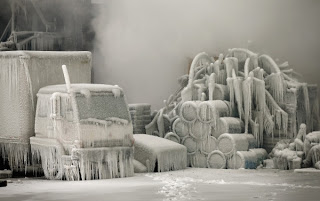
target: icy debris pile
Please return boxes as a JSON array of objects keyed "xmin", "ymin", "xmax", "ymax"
[
  {"xmin": 268, "ymin": 124, "xmax": 320, "ymax": 170},
  {"xmin": 145, "ymin": 48, "xmax": 319, "ymax": 170},
  {"xmin": 0, "ymin": 51, "xmax": 92, "ymax": 172},
  {"xmin": 133, "ymin": 134, "xmax": 187, "ymax": 172},
  {"xmin": 129, "ymin": 104, "xmax": 152, "ymax": 134}
]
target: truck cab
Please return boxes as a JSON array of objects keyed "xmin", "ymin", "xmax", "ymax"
[{"xmin": 31, "ymin": 82, "xmax": 134, "ymax": 180}]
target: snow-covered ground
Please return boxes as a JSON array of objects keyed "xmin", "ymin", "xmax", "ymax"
[{"xmin": 1, "ymin": 168, "xmax": 319, "ymax": 201}]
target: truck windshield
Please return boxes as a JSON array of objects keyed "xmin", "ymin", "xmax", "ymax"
[{"xmin": 76, "ymin": 93, "xmax": 130, "ymax": 121}]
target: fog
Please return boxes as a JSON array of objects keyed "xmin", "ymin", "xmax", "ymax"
[{"xmin": 92, "ymin": 0, "xmax": 320, "ymax": 110}]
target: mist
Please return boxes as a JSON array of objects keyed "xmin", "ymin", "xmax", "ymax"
[{"xmin": 92, "ymin": 0, "xmax": 320, "ymax": 110}]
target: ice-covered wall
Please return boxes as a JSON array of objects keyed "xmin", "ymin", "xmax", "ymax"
[
  {"xmin": 0, "ymin": 51, "xmax": 92, "ymax": 169},
  {"xmin": 92, "ymin": 0, "xmax": 320, "ymax": 110}
]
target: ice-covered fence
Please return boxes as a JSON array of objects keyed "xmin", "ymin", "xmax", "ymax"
[{"xmin": 0, "ymin": 51, "xmax": 92, "ymax": 170}]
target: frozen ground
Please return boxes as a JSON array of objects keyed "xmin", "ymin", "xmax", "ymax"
[{"xmin": 1, "ymin": 168, "xmax": 319, "ymax": 201}]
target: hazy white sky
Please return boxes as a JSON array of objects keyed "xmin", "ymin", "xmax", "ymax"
[{"xmin": 92, "ymin": 0, "xmax": 320, "ymax": 110}]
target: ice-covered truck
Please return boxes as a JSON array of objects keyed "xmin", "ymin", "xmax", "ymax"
[
  {"xmin": 0, "ymin": 51, "xmax": 92, "ymax": 171},
  {"xmin": 30, "ymin": 65, "xmax": 134, "ymax": 180}
]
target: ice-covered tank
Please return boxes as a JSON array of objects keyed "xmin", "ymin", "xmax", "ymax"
[{"xmin": 30, "ymin": 66, "xmax": 134, "ymax": 180}]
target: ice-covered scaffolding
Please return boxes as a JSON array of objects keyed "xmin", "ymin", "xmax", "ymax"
[
  {"xmin": 0, "ymin": 51, "xmax": 92, "ymax": 171},
  {"xmin": 146, "ymin": 48, "xmax": 319, "ymax": 169}
]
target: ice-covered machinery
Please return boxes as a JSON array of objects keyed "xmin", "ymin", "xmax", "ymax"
[
  {"xmin": 146, "ymin": 48, "xmax": 319, "ymax": 170},
  {"xmin": 30, "ymin": 65, "xmax": 134, "ymax": 180}
]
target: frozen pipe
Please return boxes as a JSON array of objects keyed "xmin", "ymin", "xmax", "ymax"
[
  {"xmin": 208, "ymin": 73, "xmax": 215, "ymax": 101},
  {"xmin": 207, "ymin": 150, "xmax": 226, "ymax": 169},
  {"xmin": 188, "ymin": 52, "xmax": 212, "ymax": 88},
  {"xmin": 244, "ymin": 58, "xmax": 250, "ymax": 79},
  {"xmin": 172, "ymin": 118, "xmax": 189, "ymax": 138},
  {"xmin": 164, "ymin": 132, "xmax": 180, "ymax": 144},
  {"xmin": 258, "ymin": 55, "xmax": 281, "ymax": 74},
  {"xmin": 62, "ymin": 65, "xmax": 71, "ymax": 93},
  {"xmin": 61, "ymin": 65, "xmax": 80, "ymax": 125},
  {"xmin": 201, "ymin": 136, "xmax": 217, "ymax": 155}
]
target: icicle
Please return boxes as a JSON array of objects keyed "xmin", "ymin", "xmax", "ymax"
[
  {"xmin": 253, "ymin": 78, "xmax": 265, "ymax": 113},
  {"xmin": 227, "ymin": 77, "xmax": 235, "ymax": 111},
  {"xmin": 265, "ymin": 72, "xmax": 284, "ymax": 104},
  {"xmin": 265, "ymin": 90, "xmax": 288, "ymax": 136},
  {"xmin": 232, "ymin": 69, "xmax": 243, "ymax": 121},
  {"xmin": 224, "ymin": 58, "xmax": 234, "ymax": 78},
  {"xmin": 207, "ymin": 63, "xmax": 214, "ymax": 74},
  {"xmin": 77, "ymin": 147, "xmax": 134, "ymax": 180},
  {"xmin": 244, "ymin": 58, "xmax": 250, "ymax": 79},
  {"xmin": 242, "ymin": 77, "xmax": 252, "ymax": 133},
  {"xmin": 208, "ymin": 73, "xmax": 215, "ymax": 101},
  {"xmin": 302, "ymin": 84, "xmax": 311, "ymax": 130},
  {"xmin": 0, "ymin": 143, "xmax": 29, "ymax": 173},
  {"xmin": 263, "ymin": 105, "xmax": 274, "ymax": 136},
  {"xmin": 201, "ymin": 92, "xmax": 206, "ymax": 101},
  {"xmin": 258, "ymin": 69, "xmax": 264, "ymax": 80}
]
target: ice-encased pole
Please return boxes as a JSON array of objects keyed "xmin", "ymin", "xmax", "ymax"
[
  {"xmin": 61, "ymin": 64, "xmax": 80, "ymax": 140},
  {"xmin": 62, "ymin": 65, "xmax": 71, "ymax": 93}
]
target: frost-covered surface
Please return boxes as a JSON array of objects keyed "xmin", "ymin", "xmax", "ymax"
[
  {"xmin": 2, "ymin": 169, "xmax": 320, "ymax": 201},
  {"xmin": 133, "ymin": 134, "xmax": 187, "ymax": 172},
  {"xmin": 0, "ymin": 51, "xmax": 92, "ymax": 170}
]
